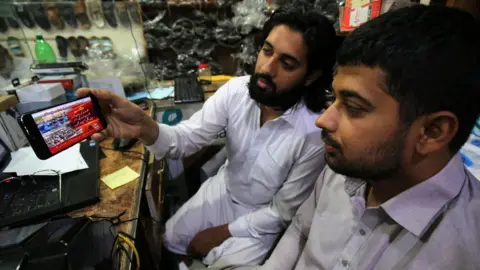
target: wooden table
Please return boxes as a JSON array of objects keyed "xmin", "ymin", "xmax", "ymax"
[
  {"xmin": 69, "ymin": 137, "xmax": 147, "ymax": 237},
  {"xmin": 69, "ymin": 105, "xmax": 155, "ymax": 270}
]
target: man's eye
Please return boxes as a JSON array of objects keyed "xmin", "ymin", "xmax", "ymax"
[
  {"xmin": 344, "ymin": 104, "xmax": 363, "ymax": 116},
  {"xmin": 325, "ymin": 95, "xmax": 335, "ymax": 108},
  {"xmin": 282, "ymin": 62, "xmax": 295, "ymax": 71},
  {"xmin": 262, "ymin": 47, "xmax": 273, "ymax": 55}
]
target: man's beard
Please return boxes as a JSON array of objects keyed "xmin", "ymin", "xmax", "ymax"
[
  {"xmin": 248, "ymin": 73, "xmax": 305, "ymax": 111},
  {"xmin": 322, "ymin": 129, "xmax": 406, "ymax": 181}
]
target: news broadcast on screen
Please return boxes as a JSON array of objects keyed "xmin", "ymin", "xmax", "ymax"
[{"xmin": 32, "ymin": 97, "xmax": 104, "ymax": 154}]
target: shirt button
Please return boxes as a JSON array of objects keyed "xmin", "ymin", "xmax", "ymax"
[
  {"xmin": 342, "ymin": 260, "xmax": 349, "ymax": 267},
  {"xmin": 359, "ymin": 229, "xmax": 366, "ymax": 235}
]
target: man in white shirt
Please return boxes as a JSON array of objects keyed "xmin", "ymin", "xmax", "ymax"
[{"xmin": 77, "ymin": 3, "xmax": 336, "ymax": 266}]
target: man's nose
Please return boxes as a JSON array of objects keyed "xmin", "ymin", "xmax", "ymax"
[
  {"xmin": 260, "ymin": 58, "xmax": 277, "ymax": 78},
  {"xmin": 316, "ymin": 104, "xmax": 339, "ymax": 132}
]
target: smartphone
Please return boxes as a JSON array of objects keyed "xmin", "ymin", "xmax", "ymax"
[{"xmin": 18, "ymin": 94, "xmax": 107, "ymax": 160}]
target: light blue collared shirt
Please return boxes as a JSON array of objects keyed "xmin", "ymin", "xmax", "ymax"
[{"xmin": 262, "ymin": 154, "xmax": 480, "ymax": 270}]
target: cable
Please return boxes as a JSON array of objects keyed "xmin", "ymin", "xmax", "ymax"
[
  {"xmin": 100, "ymin": 146, "xmax": 148, "ymax": 164},
  {"xmin": 13, "ymin": 4, "xmax": 34, "ymax": 61},
  {"xmin": 116, "ymin": 244, "xmax": 133, "ymax": 263},
  {"xmin": 100, "ymin": 146, "xmax": 145, "ymax": 157},
  {"xmin": 118, "ymin": 234, "xmax": 140, "ymax": 270},
  {"xmin": 124, "ymin": 1, "xmax": 158, "ymax": 113},
  {"xmin": 0, "ymin": 176, "xmax": 23, "ymax": 185}
]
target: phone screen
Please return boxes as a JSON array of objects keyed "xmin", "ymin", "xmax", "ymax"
[{"xmin": 31, "ymin": 96, "xmax": 104, "ymax": 154}]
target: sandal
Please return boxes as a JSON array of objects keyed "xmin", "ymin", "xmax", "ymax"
[
  {"xmin": 116, "ymin": 1, "xmax": 130, "ymax": 28},
  {"xmin": 100, "ymin": 36, "xmax": 114, "ymax": 58},
  {"xmin": 86, "ymin": 0, "xmax": 105, "ymax": 28},
  {"xmin": 56, "ymin": 36, "xmax": 68, "ymax": 59},
  {"xmin": 13, "ymin": 5, "xmax": 35, "ymax": 28},
  {"xmin": 45, "ymin": 2, "xmax": 65, "ymax": 30},
  {"xmin": 0, "ymin": 18, "xmax": 7, "ymax": 33},
  {"xmin": 126, "ymin": 1, "xmax": 140, "ymax": 25},
  {"xmin": 101, "ymin": 0, "xmax": 117, "ymax": 28},
  {"xmin": 7, "ymin": 37, "xmax": 25, "ymax": 57},
  {"xmin": 77, "ymin": 35, "xmax": 90, "ymax": 56},
  {"xmin": 74, "ymin": 0, "xmax": 91, "ymax": 29},
  {"xmin": 29, "ymin": 1, "xmax": 51, "ymax": 31},
  {"xmin": 68, "ymin": 36, "xmax": 82, "ymax": 58},
  {"xmin": 89, "ymin": 36, "xmax": 101, "ymax": 49},
  {"xmin": 6, "ymin": 17, "xmax": 20, "ymax": 29},
  {"xmin": 88, "ymin": 36, "xmax": 102, "ymax": 57},
  {"xmin": 58, "ymin": 2, "xmax": 78, "ymax": 28}
]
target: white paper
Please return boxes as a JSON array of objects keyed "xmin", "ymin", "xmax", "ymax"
[
  {"xmin": 3, "ymin": 144, "xmax": 88, "ymax": 176},
  {"xmin": 88, "ymin": 77, "xmax": 126, "ymax": 98},
  {"xmin": 150, "ymin": 86, "xmax": 174, "ymax": 99}
]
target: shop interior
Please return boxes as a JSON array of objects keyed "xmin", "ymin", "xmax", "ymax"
[{"xmin": 0, "ymin": 0, "xmax": 478, "ymax": 269}]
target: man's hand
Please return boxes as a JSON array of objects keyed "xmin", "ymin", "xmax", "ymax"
[
  {"xmin": 187, "ymin": 224, "xmax": 231, "ymax": 258},
  {"xmin": 76, "ymin": 88, "xmax": 159, "ymax": 145}
]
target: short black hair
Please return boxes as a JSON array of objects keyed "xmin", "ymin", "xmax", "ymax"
[
  {"xmin": 258, "ymin": 2, "xmax": 337, "ymax": 112},
  {"xmin": 337, "ymin": 5, "xmax": 480, "ymax": 153}
]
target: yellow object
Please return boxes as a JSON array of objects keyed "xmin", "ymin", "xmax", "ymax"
[
  {"xmin": 211, "ymin": 75, "xmax": 234, "ymax": 82},
  {"xmin": 118, "ymin": 234, "xmax": 140, "ymax": 270},
  {"xmin": 102, "ymin": 166, "xmax": 139, "ymax": 189},
  {"xmin": 197, "ymin": 75, "xmax": 234, "ymax": 81}
]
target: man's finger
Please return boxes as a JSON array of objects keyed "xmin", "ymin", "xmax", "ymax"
[
  {"xmin": 91, "ymin": 132, "xmax": 106, "ymax": 142},
  {"xmin": 75, "ymin": 88, "xmax": 92, "ymax": 97},
  {"xmin": 76, "ymin": 88, "xmax": 125, "ymax": 108}
]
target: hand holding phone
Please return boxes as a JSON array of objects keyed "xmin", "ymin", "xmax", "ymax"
[
  {"xmin": 75, "ymin": 88, "xmax": 159, "ymax": 145},
  {"xmin": 18, "ymin": 94, "xmax": 107, "ymax": 160}
]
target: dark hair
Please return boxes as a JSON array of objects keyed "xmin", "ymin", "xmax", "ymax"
[
  {"xmin": 257, "ymin": 2, "xmax": 337, "ymax": 112},
  {"xmin": 337, "ymin": 5, "xmax": 480, "ymax": 153}
]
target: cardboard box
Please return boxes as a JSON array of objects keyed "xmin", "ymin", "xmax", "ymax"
[
  {"xmin": 16, "ymin": 83, "xmax": 65, "ymax": 103},
  {"xmin": 38, "ymin": 74, "xmax": 82, "ymax": 91},
  {"xmin": 0, "ymin": 95, "xmax": 28, "ymax": 150},
  {"xmin": 0, "ymin": 111, "xmax": 28, "ymax": 151},
  {"xmin": 340, "ymin": 0, "xmax": 383, "ymax": 32}
]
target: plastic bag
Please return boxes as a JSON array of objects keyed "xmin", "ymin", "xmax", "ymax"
[
  {"xmin": 215, "ymin": 20, "xmax": 243, "ymax": 48},
  {"xmin": 314, "ymin": 0, "xmax": 340, "ymax": 22},
  {"xmin": 232, "ymin": 0, "xmax": 269, "ymax": 35}
]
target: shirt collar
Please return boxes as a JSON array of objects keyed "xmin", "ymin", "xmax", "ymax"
[
  {"xmin": 381, "ymin": 154, "xmax": 466, "ymax": 238},
  {"xmin": 278, "ymin": 101, "xmax": 308, "ymax": 127}
]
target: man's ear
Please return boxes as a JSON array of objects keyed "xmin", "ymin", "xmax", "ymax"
[
  {"xmin": 304, "ymin": 70, "xmax": 323, "ymax": 87},
  {"xmin": 416, "ymin": 111, "xmax": 458, "ymax": 155}
]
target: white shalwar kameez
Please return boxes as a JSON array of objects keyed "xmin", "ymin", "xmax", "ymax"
[{"xmin": 145, "ymin": 76, "xmax": 325, "ymax": 267}]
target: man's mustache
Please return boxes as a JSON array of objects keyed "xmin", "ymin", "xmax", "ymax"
[
  {"xmin": 255, "ymin": 73, "xmax": 277, "ymax": 92},
  {"xmin": 321, "ymin": 130, "xmax": 341, "ymax": 150}
]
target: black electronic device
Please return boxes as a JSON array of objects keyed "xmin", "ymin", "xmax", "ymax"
[
  {"xmin": 174, "ymin": 75, "xmax": 205, "ymax": 104},
  {"xmin": 112, "ymin": 137, "xmax": 138, "ymax": 152},
  {"xmin": 0, "ymin": 217, "xmax": 116, "ymax": 270},
  {"xmin": 0, "ymin": 136, "xmax": 13, "ymax": 180},
  {"xmin": 30, "ymin": 61, "xmax": 89, "ymax": 70},
  {"xmin": 17, "ymin": 94, "xmax": 107, "ymax": 160},
  {"xmin": 0, "ymin": 140, "xmax": 101, "ymax": 229}
]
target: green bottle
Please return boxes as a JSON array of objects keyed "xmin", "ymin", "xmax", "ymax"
[{"xmin": 34, "ymin": 34, "xmax": 56, "ymax": 63}]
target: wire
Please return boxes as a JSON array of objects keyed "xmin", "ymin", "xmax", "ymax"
[
  {"xmin": 118, "ymin": 234, "xmax": 140, "ymax": 270},
  {"xmin": 13, "ymin": 4, "xmax": 34, "ymax": 61},
  {"xmin": 124, "ymin": 1, "xmax": 157, "ymax": 112},
  {"xmin": 100, "ymin": 146, "xmax": 148, "ymax": 164},
  {"xmin": 116, "ymin": 244, "xmax": 133, "ymax": 263},
  {"xmin": 0, "ymin": 176, "xmax": 23, "ymax": 185},
  {"xmin": 100, "ymin": 146, "xmax": 145, "ymax": 157}
]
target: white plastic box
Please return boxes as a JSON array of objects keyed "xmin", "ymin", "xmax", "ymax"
[{"xmin": 16, "ymin": 83, "xmax": 65, "ymax": 103}]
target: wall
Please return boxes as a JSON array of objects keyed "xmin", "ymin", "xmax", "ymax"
[{"xmin": 0, "ymin": 2, "xmax": 146, "ymax": 63}]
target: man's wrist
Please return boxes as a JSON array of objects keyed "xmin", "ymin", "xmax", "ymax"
[
  {"xmin": 139, "ymin": 117, "xmax": 159, "ymax": 146},
  {"xmin": 220, "ymin": 224, "xmax": 232, "ymax": 240}
]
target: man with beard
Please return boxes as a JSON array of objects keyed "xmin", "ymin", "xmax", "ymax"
[
  {"xmin": 256, "ymin": 5, "xmax": 480, "ymax": 270},
  {"xmin": 76, "ymin": 3, "xmax": 336, "ymax": 266}
]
